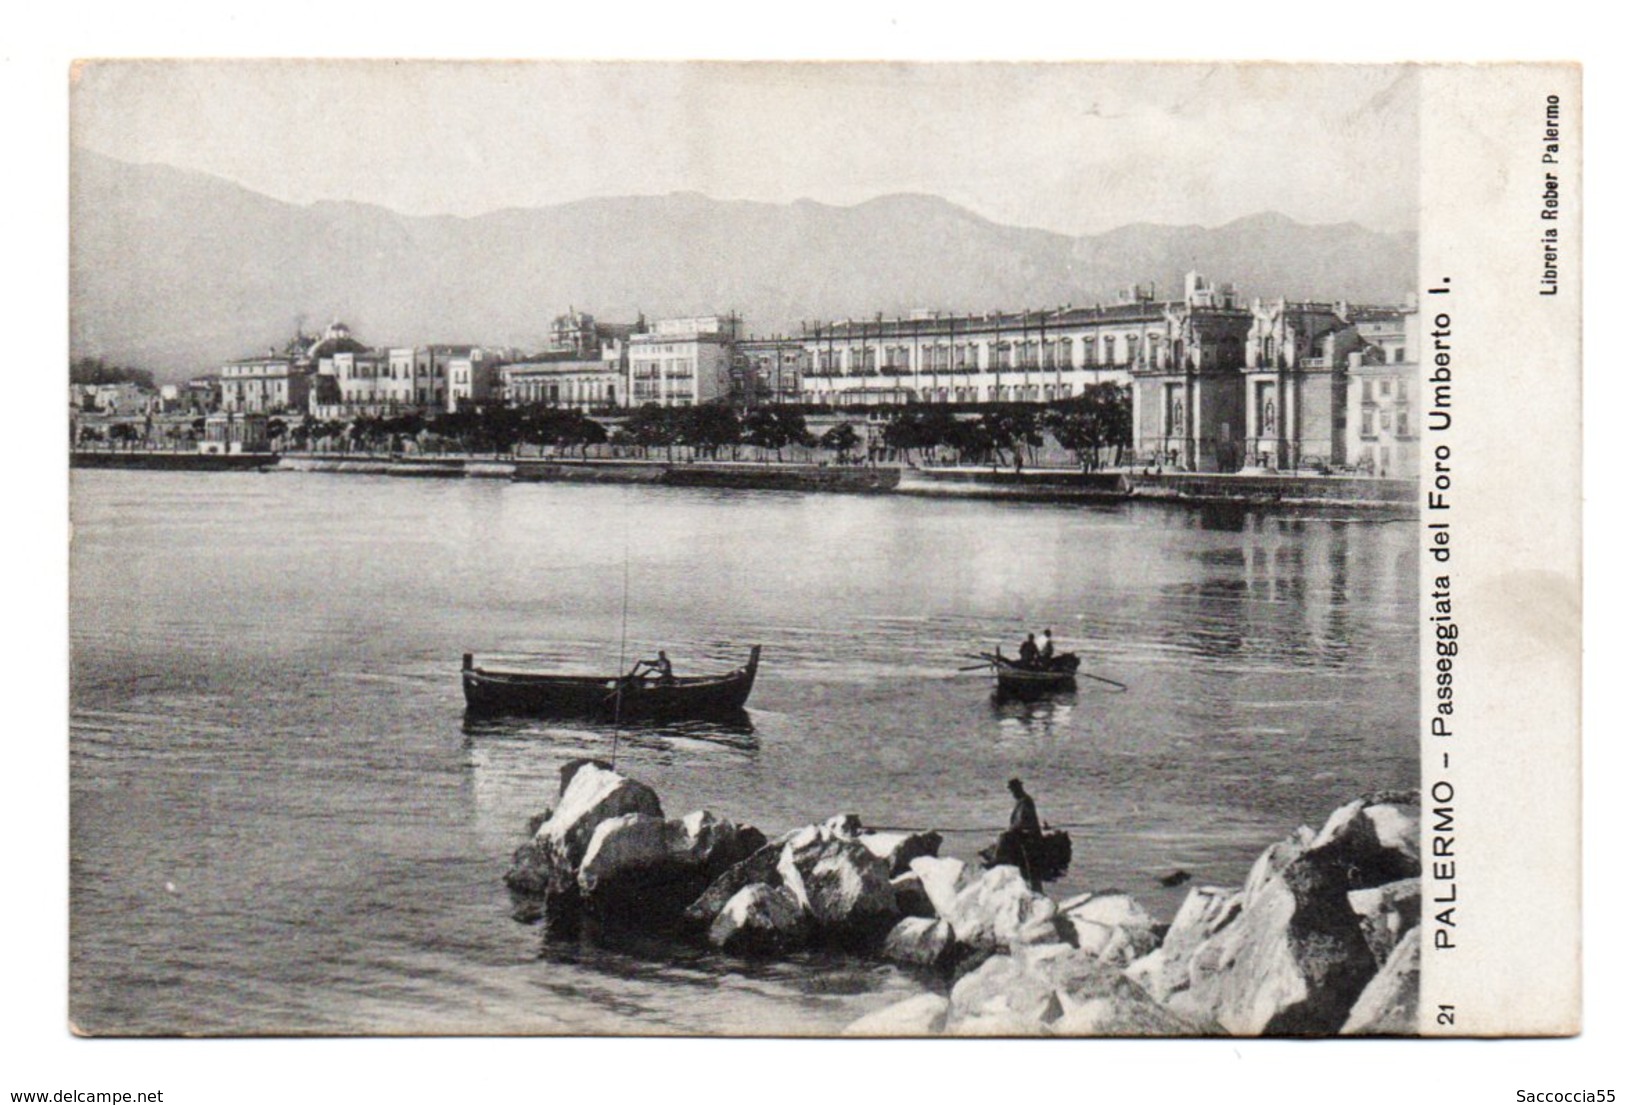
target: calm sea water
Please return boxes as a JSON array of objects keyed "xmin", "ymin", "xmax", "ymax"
[{"xmin": 69, "ymin": 469, "xmax": 1417, "ymax": 1035}]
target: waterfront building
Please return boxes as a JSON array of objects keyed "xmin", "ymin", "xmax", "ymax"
[
  {"xmin": 548, "ymin": 309, "xmax": 640, "ymax": 360},
  {"xmin": 79, "ymin": 381, "xmax": 160, "ymax": 416},
  {"xmin": 788, "ymin": 271, "xmax": 1250, "ymax": 471},
  {"xmin": 733, "ymin": 338, "xmax": 804, "ymax": 405},
  {"xmin": 440, "ymin": 346, "xmax": 499, "ymax": 412},
  {"xmin": 498, "ymin": 309, "xmax": 639, "ymax": 410},
  {"xmin": 628, "ymin": 316, "xmax": 742, "ymax": 408},
  {"xmin": 1127, "ymin": 274, "xmax": 1252, "ymax": 472},
  {"xmin": 1345, "ymin": 307, "xmax": 1421, "ymax": 479},
  {"xmin": 219, "ymin": 351, "xmax": 313, "ymax": 415},
  {"xmin": 403, "ymin": 347, "xmax": 446, "ymax": 410},
  {"xmin": 1239, "ymin": 299, "xmax": 1363, "ymax": 472},
  {"xmin": 198, "ymin": 411, "xmax": 269, "ymax": 454},
  {"xmin": 501, "ymin": 357, "xmax": 622, "ymax": 411},
  {"xmin": 304, "ymin": 322, "xmax": 388, "ymax": 418},
  {"xmin": 793, "ymin": 285, "xmax": 1175, "ymax": 414},
  {"xmin": 305, "ymin": 328, "xmax": 504, "ymax": 419},
  {"xmin": 184, "ymin": 376, "xmax": 221, "ymax": 414}
]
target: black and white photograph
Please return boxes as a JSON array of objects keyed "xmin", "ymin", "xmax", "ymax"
[
  {"xmin": 12, "ymin": 28, "xmax": 1595, "ymax": 1099},
  {"xmin": 63, "ymin": 59, "xmax": 1443, "ymax": 1039}
]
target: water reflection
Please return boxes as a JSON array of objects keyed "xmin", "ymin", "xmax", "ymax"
[
  {"xmin": 463, "ymin": 711, "xmax": 756, "ymax": 745},
  {"xmin": 990, "ymin": 689, "xmax": 1078, "ymax": 736},
  {"xmin": 462, "ymin": 712, "xmax": 761, "ymax": 853}
]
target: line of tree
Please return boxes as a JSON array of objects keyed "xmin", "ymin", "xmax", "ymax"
[
  {"xmin": 70, "ymin": 357, "xmax": 157, "ymax": 390},
  {"xmin": 1041, "ymin": 382, "xmax": 1135, "ymax": 470},
  {"xmin": 139, "ymin": 385, "xmax": 1131, "ymax": 466},
  {"xmin": 280, "ymin": 406, "xmax": 613, "ymax": 456},
  {"xmin": 878, "ymin": 384, "xmax": 1131, "ymax": 468},
  {"xmin": 618, "ymin": 403, "xmax": 815, "ymax": 462}
]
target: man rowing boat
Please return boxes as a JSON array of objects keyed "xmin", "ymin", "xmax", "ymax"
[{"xmin": 630, "ymin": 650, "xmax": 675, "ymax": 684}]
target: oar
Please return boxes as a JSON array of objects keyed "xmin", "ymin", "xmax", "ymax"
[
  {"xmin": 957, "ymin": 662, "xmax": 994, "ymax": 672},
  {"xmin": 600, "ymin": 672, "xmax": 639, "ymax": 708},
  {"xmin": 1079, "ymin": 671, "xmax": 1128, "ymax": 692}
]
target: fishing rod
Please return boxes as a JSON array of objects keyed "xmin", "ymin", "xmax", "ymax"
[{"xmin": 610, "ymin": 523, "xmax": 631, "ymax": 771}]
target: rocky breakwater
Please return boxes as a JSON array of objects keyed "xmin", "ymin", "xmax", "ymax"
[
  {"xmin": 503, "ymin": 758, "xmax": 768, "ymax": 937},
  {"xmin": 849, "ymin": 789, "xmax": 1423, "ymax": 1037},
  {"xmin": 504, "ymin": 762, "xmax": 1421, "ymax": 1037}
]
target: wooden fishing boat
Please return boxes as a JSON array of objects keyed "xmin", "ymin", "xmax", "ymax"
[
  {"xmin": 461, "ymin": 646, "xmax": 761, "ymax": 719},
  {"xmin": 980, "ymin": 650, "xmax": 1081, "ymax": 695}
]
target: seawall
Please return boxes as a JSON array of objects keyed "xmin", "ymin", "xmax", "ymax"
[
  {"xmin": 73, "ymin": 450, "xmax": 1419, "ymax": 515},
  {"xmin": 897, "ymin": 467, "xmax": 1130, "ymax": 503},
  {"xmin": 70, "ymin": 449, "xmax": 280, "ymax": 472},
  {"xmin": 1128, "ymin": 472, "xmax": 1417, "ymax": 512}
]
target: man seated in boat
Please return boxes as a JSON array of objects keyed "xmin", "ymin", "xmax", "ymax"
[
  {"xmin": 1017, "ymin": 633, "xmax": 1040, "ymax": 668},
  {"xmin": 1039, "ymin": 629, "xmax": 1056, "ymax": 669},
  {"xmin": 630, "ymin": 650, "xmax": 676, "ymax": 685}
]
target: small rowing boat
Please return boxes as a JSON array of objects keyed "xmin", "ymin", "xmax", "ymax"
[
  {"xmin": 461, "ymin": 646, "xmax": 761, "ymax": 719},
  {"xmin": 978, "ymin": 650, "xmax": 1081, "ymax": 696}
]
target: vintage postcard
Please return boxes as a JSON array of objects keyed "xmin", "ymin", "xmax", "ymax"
[{"xmin": 61, "ymin": 59, "xmax": 1580, "ymax": 1050}]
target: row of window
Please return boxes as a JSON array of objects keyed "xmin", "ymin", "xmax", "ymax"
[
  {"xmin": 809, "ymin": 382, "xmax": 1079, "ymax": 404},
  {"xmin": 340, "ymin": 363, "xmax": 448, "ymax": 380},
  {"xmin": 1360, "ymin": 408, "xmax": 1413, "ymax": 437},
  {"xmin": 631, "ymin": 359, "xmax": 697, "ymax": 378},
  {"xmin": 811, "ymin": 334, "xmax": 1168, "ymax": 373},
  {"xmin": 1360, "ymin": 376, "xmax": 1410, "ymax": 402}
]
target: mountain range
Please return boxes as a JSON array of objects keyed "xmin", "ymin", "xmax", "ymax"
[{"xmin": 71, "ymin": 149, "xmax": 1417, "ymax": 382}]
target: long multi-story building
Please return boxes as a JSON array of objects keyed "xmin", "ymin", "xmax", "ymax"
[
  {"xmin": 628, "ymin": 316, "xmax": 741, "ymax": 408},
  {"xmin": 791, "ymin": 272, "xmax": 1248, "ymax": 470},
  {"xmin": 301, "ymin": 322, "xmax": 500, "ymax": 418},
  {"xmin": 219, "ymin": 351, "xmax": 314, "ymax": 415},
  {"xmin": 794, "ymin": 279, "xmax": 1225, "ymax": 409}
]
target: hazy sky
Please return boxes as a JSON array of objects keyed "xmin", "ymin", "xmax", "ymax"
[{"xmin": 71, "ymin": 61, "xmax": 1418, "ymax": 236}]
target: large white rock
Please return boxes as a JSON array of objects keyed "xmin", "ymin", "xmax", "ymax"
[
  {"xmin": 1021, "ymin": 946, "xmax": 1209, "ymax": 1037},
  {"xmin": 1180, "ymin": 854, "xmax": 1378, "ymax": 1035},
  {"xmin": 947, "ymin": 954, "xmax": 1065, "ymax": 1034},
  {"xmin": 881, "ymin": 917, "xmax": 956, "ymax": 968},
  {"xmin": 576, "ymin": 809, "xmax": 763, "ymax": 894},
  {"xmin": 708, "ymin": 883, "xmax": 810, "ymax": 956},
  {"xmin": 778, "ymin": 834, "xmax": 898, "ymax": 938},
  {"xmin": 1241, "ymin": 828, "xmax": 1314, "ymax": 908},
  {"xmin": 1341, "ymin": 926, "xmax": 1421, "ymax": 1035},
  {"xmin": 946, "ymin": 946, "xmax": 1204, "ymax": 1037},
  {"xmin": 504, "ymin": 761, "xmax": 663, "ymax": 897},
  {"xmin": 576, "ymin": 814, "xmax": 666, "ymax": 890},
  {"xmin": 909, "ymin": 856, "xmax": 976, "ymax": 919},
  {"xmin": 842, "ymin": 993, "xmax": 950, "ymax": 1036},
  {"xmin": 890, "ymin": 871, "xmax": 935, "ymax": 919},
  {"xmin": 1125, "ymin": 885, "xmax": 1242, "ymax": 1002},
  {"xmin": 1309, "ymin": 792, "xmax": 1421, "ymax": 890},
  {"xmin": 1348, "ymin": 877, "xmax": 1421, "ymax": 967},
  {"xmin": 858, "ymin": 830, "xmax": 944, "ymax": 877},
  {"xmin": 944, "ymin": 866, "xmax": 1069, "ymax": 951},
  {"xmin": 1059, "ymin": 891, "xmax": 1161, "ymax": 968},
  {"xmin": 1059, "ymin": 891, "xmax": 1156, "ymax": 930}
]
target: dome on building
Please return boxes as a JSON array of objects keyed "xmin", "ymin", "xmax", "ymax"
[{"xmin": 302, "ymin": 318, "xmax": 366, "ymax": 362}]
